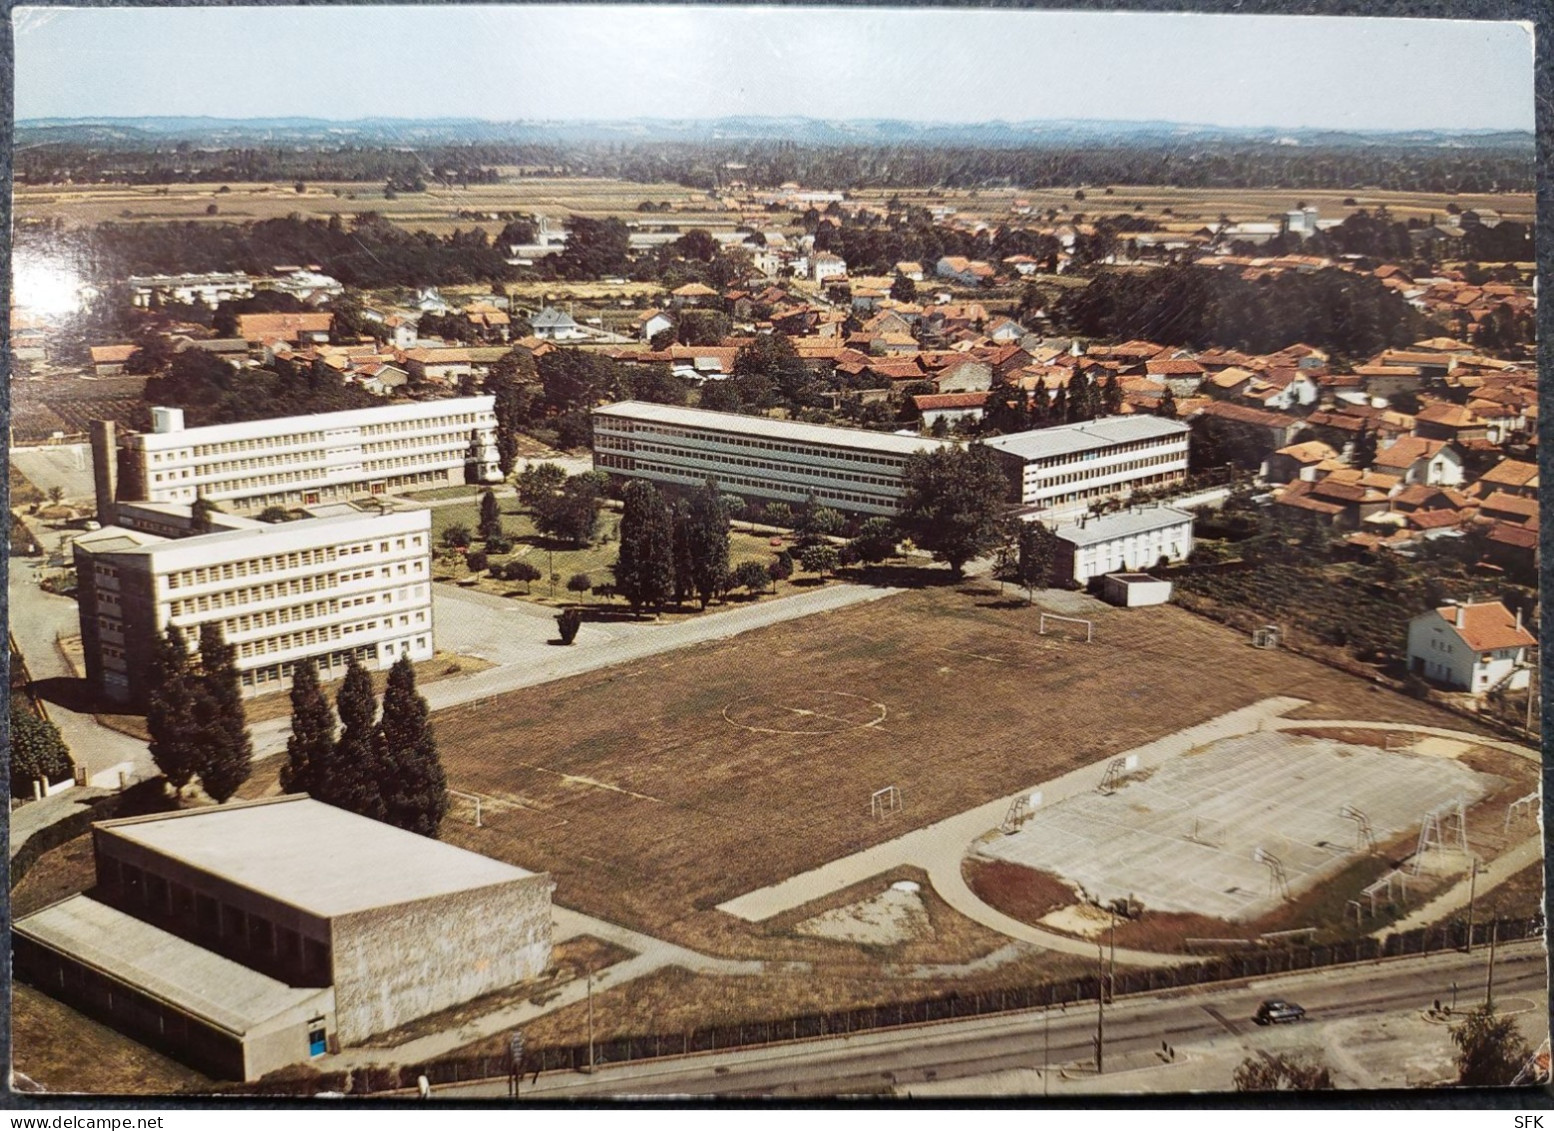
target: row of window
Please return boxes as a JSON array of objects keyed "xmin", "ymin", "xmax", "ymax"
[
  {"xmin": 597, "ymin": 421, "xmax": 914, "ymax": 469},
  {"xmin": 171, "ymin": 598, "xmax": 338, "ymax": 630},
  {"xmin": 1033, "ymin": 452, "xmax": 1186, "ymax": 489},
  {"xmin": 360, "ymin": 412, "xmax": 491, "ymax": 436},
  {"xmin": 620, "ymin": 441, "xmax": 905, "ymax": 490},
  {"xmin": 237, "ymin": 639, "xmax": 425, "ymax": 687},
  {"xmin": 236, "ymin": 612, "xmax": 424, "ymax": 659},
  {"xmin": 1031, "ymin": 436, "xmax": 1188, "ymax": 469},
  {"xmin": 625, "ymin": 456, "xmax": 897, "ymax": 512},
  {"xmin": 1037, "ymin": 470, "xmax": 1184, "ymax": 505},
  {"xmin": 362, "ymin": 451, "xmax": 466, "ymax": 473}
]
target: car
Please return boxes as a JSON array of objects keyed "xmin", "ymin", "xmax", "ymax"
[{"xmin": 1254, "ymin": 1000, "xmax": 1307, "ymax": 1025}]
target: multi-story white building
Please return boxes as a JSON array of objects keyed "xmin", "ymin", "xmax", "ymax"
[
  {"xmin": 1046, "ymin": 506, "xmax": 1195, "ymax": 586},
  {"xmin": 983, "ymin": 416, "xmax": 1191, "ymax": 517},
  {"xmin": 128, "ymin": 273, "xmax": 256, "ymax": 308},
  {"xmin": 74, "ymin": 508, "xmax": 434, "ymax": 705},
  {"xmin": 96, "ymin": 398, "xmax": 501, "ymax": 517},
  {"xmin": 592, "ymin": 401, "xmax": 951, "ymax": 515}
]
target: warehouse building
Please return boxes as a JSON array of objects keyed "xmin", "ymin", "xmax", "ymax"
[
  {"xmin": 92, "ymin": 397, "xmax": 501, "ymax": 519},
  {"xmin": 984, "ymin": 416, "xmax": 1191, "ymax": 518},
  {"xmin": 74, "ymin": 507, "xmax": 433, "ymax": 706},
  {"xmin": 13, "ymin": 797, "xmax": 555, "ymax": 1080},
  {"xmin": 592, "ymin": 400, "xmax": 951, "ymax": 515}
]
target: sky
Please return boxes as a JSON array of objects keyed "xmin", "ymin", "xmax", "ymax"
[{"xmin": 12, "ymin": 6, "xmax": 1536, "ymax": 131}]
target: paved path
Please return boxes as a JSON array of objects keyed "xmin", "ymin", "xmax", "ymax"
[
  {"xmin": 323, "ymin": 904, "xmax": 780, "ymax": 1070},
  {"xmin": 247, "ymin": 581, "xmax": 902, "ymax": 759},
  {"xmin": 7, "ymin": 561, "xmax": 155, "ymax": 784},
  {"xmin": 717, "ymin": 700, "xmax": 1537, "ymax": 968},
  {"xmin": 719, "ymin": 697, "xmax": 1311, "ymax": 969},
  {"xmin": 1381, "ymin": 833, "xmax": 1544, "ymax": 936}
]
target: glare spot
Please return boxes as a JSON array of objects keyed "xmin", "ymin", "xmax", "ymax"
[{"xmin": 13, "ymin": 252, "xmax": 86, "ymax": 318}]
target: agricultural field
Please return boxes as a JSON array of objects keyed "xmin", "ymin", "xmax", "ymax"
[
  {"xmin": 12, "ymin": 177, "xmax": 735, "ymax": 237},
  {"xmin": 17, "ymin": 177, "xmax": 1532, "ymax": 241},
  {"xmin": 431, "ymin": 583, "xmax": 1492, "ymax": 962},
  {"xmin": 853, "ymin": 184, "xmax": 1537, "ymax": 230}
]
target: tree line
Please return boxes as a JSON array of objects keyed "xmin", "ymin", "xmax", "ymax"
[
  {"xmin": 1052, "ymin": 264, "xmax": 1430, "ymax": 365},
  {"xmin": 19, "ymin": 138, "xmax": 1533, "ymax": 193}
]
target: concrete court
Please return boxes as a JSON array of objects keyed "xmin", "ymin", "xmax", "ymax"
[
  {"xmin": 981, "ymin": 732, "xmax": 1497, "ymax": 921},
  {"xmin": 10, "ymin": 444, "xmax": 97, "ymax": 501}
]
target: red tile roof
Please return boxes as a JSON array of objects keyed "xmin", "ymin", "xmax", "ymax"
[{"xmin": 1429, "ymin": 602, "xmax": 1535, "ymax": 652}]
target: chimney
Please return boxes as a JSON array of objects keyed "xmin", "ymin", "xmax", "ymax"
[
  {"xmin": 1516, "ymin": 607, "xmax": 1523, "ymax": 631},
  {"xmin": 90, "ymin": 420, "xmax": 118, "ymax": 528},
  {"xmin": 1455, "ymin": 603, "xmax": 1465, "ymax": 629}
]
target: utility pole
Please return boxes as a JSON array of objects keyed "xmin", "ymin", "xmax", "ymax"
[
  {"xmin": 1465, "ymin": 857, "xmax": 1478, "ymax": 954},
  {"xmin": 587, "ymin": 971, "xmax": 596, "ymax": 1074},
  {"xmin": 1094, "ymin": 936, "xmax": 1105, "ymax": 1074},
  {"xmin": 1485, "ymin": 919, "xmax": 1498, "ymax": 1008},
  {"xmin": 1043, "ymin": 1005, "xmax": 1050, "ymax": 1098},
  {"xmin": 1108, "ymin": 909, "xmax": 1117, "ymax": 1005}
]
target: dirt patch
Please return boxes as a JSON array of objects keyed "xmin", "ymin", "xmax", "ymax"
[
  {"xmin": 10, "ymin": 831, "xmax": 98, "ymax": 915},
  {"xmin": 10, "ymin": 983, "xmax": 214, "ymax": 1096},
  {"xmin": 964, "ymin": 858, "xmax": 1079, "ymax": 928}
]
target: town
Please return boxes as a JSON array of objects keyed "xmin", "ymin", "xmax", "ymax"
[{"xmin": 7, "ymin": 38, "xmax": 1543, "ymax": 1100}]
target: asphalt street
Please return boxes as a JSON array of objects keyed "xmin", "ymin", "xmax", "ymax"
[{"xmin": 441, "ymin": 943, "xmax": 1547, "ymax": 1098}]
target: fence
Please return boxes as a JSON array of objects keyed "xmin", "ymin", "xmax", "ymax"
[{"xmin": 222, "ymin": 914, "xmax": 1542, "ymax": 1095}]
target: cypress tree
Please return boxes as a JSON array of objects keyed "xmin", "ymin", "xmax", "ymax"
[
  {"xmin": 1156, "ymin": 385, "xmax": 1179, "ymax": 419},
  {"xmin": 280, "ymin": 658, "xmax": 335, "ymax": 796},
  {"xmin": 479, "ymin": 488, "xmax": 503, "ymax": 541},
  {"xmin": 375, "ymin": 656, "xmax": 448, "ymax": 838},
  {"xmin": 194, "ymin": 623, "xmax": 252, "ymax": 803},
  {"xmin": 146, "ymin": 626, "xmax": 202, "ymax": 797},
  {"xmin": 685, "ymin": 477, "xmax": 732, "ymax": 609},
  {"xmin": 317, "ymin": 657, "xmax": 388, "ymax": 821},
  {"xmin": 613, "ymin": 480, "xmax": 676, "ymax": 614},
  {"xmin": 670, "ymin": 499, "xmax": 696, "ymax": 607}
]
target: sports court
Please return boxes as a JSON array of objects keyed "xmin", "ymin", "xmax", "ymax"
[{"xmin": 981, "ymin": 732, "xmax": 1499, "ymax": 921}]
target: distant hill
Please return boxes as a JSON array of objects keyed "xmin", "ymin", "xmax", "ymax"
[{"xmin": 14, "ymin": 115, "xmax": 1536, "ymax": 151}]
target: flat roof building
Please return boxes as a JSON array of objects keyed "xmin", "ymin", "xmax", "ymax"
[
  {"xmin": 74, "ymin": 507, "xmax": 434, "ymax": 705},
  {"xmin": 593, "ymin": 400, "xmax": 952, "ymax": 515},
  {"xmin": 14, "ymin": 798, "xmax": 554, "ymax": 1080},
  {"xmin": 94, "ymin": 397, "xmax": 501, "ymax": 517},
  {"xmin": 984, "ymin": 416, "xmax": 1191, "ymax": 517}
]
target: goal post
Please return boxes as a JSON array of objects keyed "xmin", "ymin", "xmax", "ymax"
[
  {"xmin": 1038, "ymin": 613, "xmax": 1094, "ymax": 643},
  {"xmin": 870, "ymin": 785, "xmax": 902, "ymax": 819}
]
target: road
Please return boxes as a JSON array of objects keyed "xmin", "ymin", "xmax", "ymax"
[{"xmin": 441, "ymin": 943, "xmax": 1547, "ymax": 1098}]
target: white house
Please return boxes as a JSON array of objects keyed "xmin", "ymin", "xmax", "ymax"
[
  {"xmin": 1371, "ymin": 437, "xmax": 1465, "ymax": 487},
  {"xmin": 1406, "ymin": 601, "xmax": 1535, "ymax": 695},
  {"xmin": 811, "ymin": 253, "xmax": 848, "ymax": 284},
  {"xmin": 1046, "ymin": 506, "xmax": 1195, "ymax": 586},
  {"xmin": 531, "ymin": 307, "xmax": 586, "ymax": 341},
  {"xmin": 636, "ymin": 310, "xmax": 674, "ymax": 342}
]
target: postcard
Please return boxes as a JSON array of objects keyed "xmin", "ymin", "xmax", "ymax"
[{"xmin": 6, "ymin": 3, "xmax": 1544, "ymax": 1105}]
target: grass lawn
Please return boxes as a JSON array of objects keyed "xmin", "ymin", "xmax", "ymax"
[{"xmin": 428, "ymin": 498, "xmax": 821, "ymax": 609}]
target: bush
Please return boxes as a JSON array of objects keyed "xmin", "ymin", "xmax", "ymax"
[
  {"xmin": 556, "ymin": 607, "xmax": 582, "ymax": 644},
  {"xmin": 486, "ymin": 534, "xmax": 514, "ymax": 555},
  {"xmin": 768, "ymin": 551, "xmax": 794, "ymax": 584},
  {"xmin": 442, "ymin": 524, "xmax": 472, "ymax": 549},
  {"xmin": 504, "ymin": 560, "xmax": 543, "ymax": 586},
  {"xmin": 732, "ymin": 560, "xmax": 771, "ymax": 594},
  {"xmin": 466, "ymin": 549, "xmax": 488, "ymax": 573},
  {"xmin": 10, "ymin": 706, "xmax": 73, "ymax": 795},
  {"xmin": 258, "ymin": 506, "xmax": 293, "ymax": 524},
  {"xmin": 567, "ymin": 572, "xmax": 593, "ymax": 594}
]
